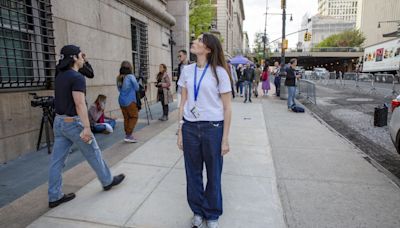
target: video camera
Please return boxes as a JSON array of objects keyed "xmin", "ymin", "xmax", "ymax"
[{"xmin": 29, "ymin": 93, "xmax": 55, "ymax": 108}]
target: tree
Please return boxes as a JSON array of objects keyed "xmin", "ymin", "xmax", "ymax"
[
  {"xmin": 189, "ymin": 0, "xmax": 216, "ymax": 38},
  {"xmin": 253, "ymin": 32, "xmax": 269, "ymax": 63},
  {"xmin": 316, "ymin": 29, "xmax": 366, "ymax": 48}
]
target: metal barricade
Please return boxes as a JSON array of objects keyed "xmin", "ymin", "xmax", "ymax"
[{"xmin": 297, "ymin": 79, "xmax": 316, "ymax": 104}]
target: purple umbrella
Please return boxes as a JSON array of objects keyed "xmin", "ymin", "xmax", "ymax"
[{"xmin": 229, "ymin": 55, "xmax": 251, "ymax": 65}]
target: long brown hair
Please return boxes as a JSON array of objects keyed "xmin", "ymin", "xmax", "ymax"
[
  {"xmin": 95, "ymin": 94, "xmax": 107, "ymax": 104},
  {"xmin": 117, "ymin": 61, "xmax": 133, "ymax": 88},
  {"xmin": 201, "ymin": 33, "xmax": 232, "ymax": 84},
  {"xmin": 157, "ymin": 63, "xmax": 167, "ymax": 81}
]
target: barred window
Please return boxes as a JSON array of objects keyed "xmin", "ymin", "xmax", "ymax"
[
  {"xmin": 0, "ymin": 0, "xmax": 55, "ymax": 89},
  {"xmin": 131, "ymin": 18, "xmax": 148, "ymax": 82}
]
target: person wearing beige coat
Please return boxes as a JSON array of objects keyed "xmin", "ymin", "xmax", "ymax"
[{"xmin": 156, "ymin": 64, "xmax": 173, "ymax": 121}]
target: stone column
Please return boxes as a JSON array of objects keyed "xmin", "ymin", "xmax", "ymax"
[{"xmin": 167, "ymin": 0, "xmax": 189, "ymax": 69}]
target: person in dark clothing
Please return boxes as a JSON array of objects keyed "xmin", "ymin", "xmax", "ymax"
[
  {"xmin": 49, "ymin": 45, "xmax": 125, "ymax": 209},
  {"xmin": 243, "ymin": 63, "xmax": 255, "ymax": 103},
  {"xmin": 236, "ymin": 64, "xmax": 244, "ymax": 96},
  {"xmin": 285, "ymin": 58, "xmax": 301, "ymax": 110},
  {"xmin": 273, "ymin": 61, "xmax": 281, "ymax": 96}
]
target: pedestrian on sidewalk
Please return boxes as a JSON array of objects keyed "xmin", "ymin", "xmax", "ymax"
[
  {"xmin": 88, "ymin": 94, "xmax": 116, "ymax": 134},
  {"xmin": 177, "ymin": 33, "xmax": 232, "ymax": 228},
  {"xmin": 261, "ymin": 62, "xmax": 271, "ymax": 96},
  {"xmin": 285, "ymin": 58, "xmax": 301, "ymax": 110},
  {"xmin": 156, "ymin": 63, "xmax": 173, "ymax": 121},
  {"xmin": 48, "ymin": 45, "xmax": 125, "ymax": 208},
  {"xmin": 243, "ymin": 63, "xmax": 255, "ymax": 103},
  {"xmin": 254, "ymin": 63, "xmax": 262, "ymax": 97},
  {"xmin": 273, "ymin": 61, "xmax": 281, "ymax": 96},
  {"xmin": 177, "ymin": 49, "xmax": 189, "ymax": 107},
  {"xmin": 117, "ymin": 61, "xmax": 140, "ymax": 143},
  {"xmin": 236, "ymin": 64, "xmax": 244, "ymax": 96}
]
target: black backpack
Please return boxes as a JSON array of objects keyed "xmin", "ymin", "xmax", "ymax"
[{"xmin": 291, "ymin": 105, "xmax": 305, "ymax": 113}]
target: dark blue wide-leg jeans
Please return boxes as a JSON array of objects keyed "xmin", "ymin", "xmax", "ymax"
[{"xmin": 182, "ymin": 120, "xmax": 224, "ymax": 221}]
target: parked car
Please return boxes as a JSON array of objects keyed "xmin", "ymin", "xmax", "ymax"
[{"xmin": 389, "ymin": 94, "xmax": 400, "ymax": 154}]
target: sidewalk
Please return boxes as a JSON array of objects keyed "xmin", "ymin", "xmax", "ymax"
[
  {"xmin": 27, "ymin": 102, "xmax": 286, "ymax": 228},
  {"xmin": 11, "ymin": 94, "xmax": 400, "ymax": 227},
  {"xmin": 262, "ymin": 96, "xmax": 400, "ymax": 227}
]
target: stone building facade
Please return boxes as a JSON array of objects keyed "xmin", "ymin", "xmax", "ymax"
[{"xmin": 0, "ymin": 0, "xmax": 189, "ymax": 163}]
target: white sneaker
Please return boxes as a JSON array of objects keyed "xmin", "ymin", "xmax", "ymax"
[
  {"xmin": 191, "ymin": 214, "xmax": 204, "ymax": 228},
  {"xmin": 124, "ymin": 135, "xmax": 138, "ymax": 143},
  {"xmin": 206, "ymin": 220, "xmax": 219, "ymax": 228}
]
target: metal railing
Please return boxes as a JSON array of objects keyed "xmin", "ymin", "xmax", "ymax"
[
  {"xmin": 297, "ymin": 79, "xmax": 316, "ymax": 104},
  {"xmin": 309, "ymin": 47, "xmax": 364, "ymax": 52}
]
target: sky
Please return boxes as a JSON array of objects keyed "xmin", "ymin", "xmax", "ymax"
[{"xmin": 243, "ymin": 0, "xmax": 318, "ymax": 50}]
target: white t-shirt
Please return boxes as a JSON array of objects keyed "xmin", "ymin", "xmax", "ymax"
[{"xmin": 178, "ymin": 63, "xmax": 231, "ymax": 121}]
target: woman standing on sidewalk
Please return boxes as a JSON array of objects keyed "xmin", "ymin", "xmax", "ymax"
[
  {"xmin": 117, "ymin": 61, "xmax": 139, "ymax": 143},
  {"xmin": 156, "ymin": 63, "xmax": 173, "ymax": 121},
  {"xmin": 261, "ymin": 63, "xmax": 271, "ymax": 96},
  {"xmin": 177, "ymin": 33, "xmax": 232, "ymax": 228}
]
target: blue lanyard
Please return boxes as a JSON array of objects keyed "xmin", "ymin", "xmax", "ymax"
[{"xmin": 194, "ymin": 63, "xmax": 209, "ymax": 102}]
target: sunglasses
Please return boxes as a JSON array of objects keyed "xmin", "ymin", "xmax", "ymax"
[{"xmin": 197, "ymin": 37, "xmax": 203, "ymax": 43}]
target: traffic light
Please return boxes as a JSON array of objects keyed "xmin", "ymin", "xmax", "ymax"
[
  {"xmin": 281, "ymin": 0, "xmax": 286, "ymax": 9},
  {"xmin": 304, "ymin": 32, "xmax": 312, "ymax": 41},
  {"xmin": 282, "ymin": 39, "xmax": 288, "ymax": 49}
]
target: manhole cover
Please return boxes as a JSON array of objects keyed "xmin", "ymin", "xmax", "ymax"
[{"xmin": 346, "ymin": 98, "xmax": 374, "ymax": 102}]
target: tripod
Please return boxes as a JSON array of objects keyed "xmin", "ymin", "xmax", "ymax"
[
  {"xmin": 142, "ymin": 93, "xmax": 153, "ymax": 125},
  {"xmin": 137, "ymin": 76, "xmax": 152, "ymax": 125},
  {"xmin": 37, "ymin": 106, "xmax": 55, "ymax": 154}
]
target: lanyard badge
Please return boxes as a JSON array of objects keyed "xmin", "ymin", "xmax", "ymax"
[{"xmin": 191, "ymin": 63, "xmax": 209, "ymax": 119}]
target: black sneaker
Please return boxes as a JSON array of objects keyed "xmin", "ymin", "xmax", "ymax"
[
  {"xmin": 244, "ymin": 99, "xmax": 247, "ymax": 103},
  {"xmin": 249, "ymin": 98, "xmax": 252, "ymax": 103},
  {"xmin": 103, "ymin": 174, "xmax": 125, "ymax": 191},
  {"xmin": 49, "ymin": 193, "xmax": 76, "ymax": 208}
]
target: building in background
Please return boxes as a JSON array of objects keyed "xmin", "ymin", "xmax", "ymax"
[
  {"xmin": 0, "ymin": 0, "xmax": 189, "ymax": 163},
  {"xmin": 356, "ymin": 0, "xmax": 400, "ymax": 47},
  {"xmin": 243, "ymin": 32, "xmax": 250, "ymax": 55},
  {"xmin": 214, "ymin": 0, "xmax": 245, "ymax": 57},
  {"xmin": 299, "ymin": 14, "xmax": 355, "ymax": 51},
  {"xmin": 318, "ymin": 0, "xmax": 359, "ymax": 23}
]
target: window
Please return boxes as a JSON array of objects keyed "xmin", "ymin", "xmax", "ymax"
[
  {"xmin": 131, "ymin": 18, "xmax": 149, "ymax": 81},
  {"xmin": 0, "ymin": 0, "xmax": 55, "ymax": 89}
]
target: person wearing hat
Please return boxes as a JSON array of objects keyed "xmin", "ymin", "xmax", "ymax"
[{"xmin": 48, "ymin": 45, "xmax": 125, "ymax": 208}]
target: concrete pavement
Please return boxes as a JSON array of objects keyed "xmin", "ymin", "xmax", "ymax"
[
  {"xmin": 27, "ymin": 102, "xmax": 285, "ymax": 228},
  {"xmin": 6, "ymin": 93, "xmax": 400, "ymax": 228},
  {"xmin": 262, "ymin": 96, "xmax": 400, "ymax": 227}
]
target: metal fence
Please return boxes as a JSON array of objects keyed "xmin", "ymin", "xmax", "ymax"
[
  {"xmin": 297, "ymin": 79, "xmax": 316, "ymax": 104},
  {"xmin": 308, "ymin": 71, "xmax": 400, "ymax": 98}
]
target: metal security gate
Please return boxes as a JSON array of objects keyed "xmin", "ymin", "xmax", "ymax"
[
  {"xmin": 0, "ymin": 0, "xmax": 56, "ymax": 89},
  {"xmin": 131, "ymin": 18, "xmax": 148, "ymax": 82}
]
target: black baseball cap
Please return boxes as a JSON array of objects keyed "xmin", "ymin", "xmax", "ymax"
[{"xmin": 56, "ymin": 45, "xmax": 81, "ymax": 70}]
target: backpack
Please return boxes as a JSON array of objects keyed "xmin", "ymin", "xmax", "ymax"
[
  {"xmin": 262, "ymin": 71, "xmax": 268, "ymax": 81},
  {"xmin": 136, "ymin": 84, "xmax": 145, "ymax": 110},
  {"xmin": 291, "ymin": 105, "xmax": 305, "ymax": 113}
]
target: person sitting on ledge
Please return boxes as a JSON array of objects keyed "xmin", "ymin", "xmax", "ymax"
[{"xmin": 89, "ymin": 94, "xmax": 116, "ymax": 134}]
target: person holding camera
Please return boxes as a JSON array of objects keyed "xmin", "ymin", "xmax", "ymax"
[
  {"xmin": 48, "ymin": 45, "xmax": 125, "ymax": 208},
  {"xmin": 117, "ymin": 61, "xmax": 140, "ymax": 143},
  {"xmin": 88, "ymin": 94, "xmax": 116, "ymax": 134},
  {"xmin": 156, "ymin": 63, "xmax": 173, "ymax": 121}
]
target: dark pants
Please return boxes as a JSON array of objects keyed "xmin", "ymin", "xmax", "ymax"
[
  {"xmin": 182, "ymin": 120, "xmax": 224, "ymax": 221},
  {"xmin": 160, "ymin": 93, "xmax": 169, "ymax": 117},
  {"xmin": 274, "ymin": 77, "xmax": 281, "ymax": 96}
]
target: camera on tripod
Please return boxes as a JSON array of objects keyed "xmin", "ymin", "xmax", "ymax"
[
  {"xmin": 29, "ymin": 93, "xmax": 55, "ymax": 154},
  {"xmin": 29, "ymin": 93, "xmax": 55, "ymax": 108}
]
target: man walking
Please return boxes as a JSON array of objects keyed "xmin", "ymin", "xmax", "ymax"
[
  {"xmin": 253, "ymin": 64, "xmax": 262, "ymax": 97},
  {"xmin": 176, "ymin": 50, "xmax": 188, "ymax": 107},
  {"xmin": 243, "ymin": 63, "xmax": 255, "ymax": 103},
  {"xmin": 273, "ymin": 61, "xmax": 281, "ymax": 96},
  {"xmin": 48, "ymin": 45, "xmax": 125, "ymax": 208},
  {"xmin": 285, "ymin": 58, "xmax": 301, "ymax": 110}
]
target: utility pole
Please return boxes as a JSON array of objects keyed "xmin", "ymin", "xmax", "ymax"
[
  {"xmin": 263, "ymin": 0, "xmax": 268, "ymax": 61},
  {"xmin": 281, "ymin": 0, "xmax": 286, "ymax": 65}
]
